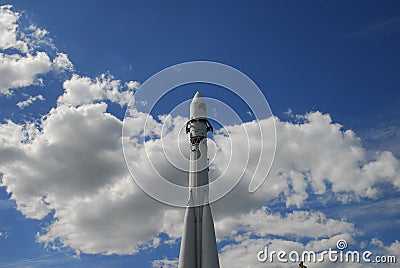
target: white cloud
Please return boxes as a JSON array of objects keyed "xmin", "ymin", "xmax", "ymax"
[
  {"xmin": 219, "ymin": 238, "xmax": 303, "ymax": 268},
  {"xmin": 0, "ymin": 52, "xmax": 52, "ymax": 95},
  {"xmin": 0, "ymin": 5, "xmax": 71, "ymax": 95},
  {"xmin": 28, "ymin": 24, "xmax": 48, "ymax": 40},
  {"xmin": 272, "ymin": 112, "xmax": 400, "ymax": 200},
  {"xmin": 1, "ymin": 100, "xmax": 176, "ymax": 254},
  {"xmin": 284, "ymin": 108, "xmax": 293, "ymax": 116},
  {"xmin": 152, "ymin": 258, "xmax": 178, "ymax": 268},
  {"xmin": 218, "ymin": 235, "xmax": 373, "ymax": 268},
  {"xmin": 22, "ymin": 24, "xmax": 56, "ymax": 53},
  {"xmin": 1, "ymin": 101, "xmax": 400, "ymax": 256},
  {"xmin": 215, "ymin": 208, "xmax": 354, "ymax": 241},
  {"xmin": 214, "ymin": 208, "xmax": 357, "ymax": 267},
  {"xmin": 370, "ymin": 238, "xmax": 384, "ymax": 248},
  {"xmin": 58, "ymin": 74, "xmax": 130, "ymax": 107},
  {"xmin": 0, "ymin": 5, "xmax": 28, "ymax": 52},
  {"xmin": 52, "ymin": 53, "xmax": 74, "ymax": 72},
  {"xmin": 386, "ymin": 240, "xmax": 400, "ymax": 256},
  {"xmin": 1, "ymin": 4, "xmax": 400, "ymax": 259},
  {"xmin": 16, "ymin": 94, "xmax": 45, "ymax": 108},
  {"xmin": 125, "ymin": 80, "xmax": 140, "ymax": 90},
  {"xmin": 1, "ymin": 63, "xmax": 400, "ymax": 256}
]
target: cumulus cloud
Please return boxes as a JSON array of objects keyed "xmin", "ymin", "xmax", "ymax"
[
  {"xmin": 152, "ymin": 258, "xmax": 179, "ymax": 268},
  {"xmin": 52, "ymin": 53, "xmax": 74, "ymax": 72},
  {"xmin": 1, "ymin": 96, "xmax": 400, "ymax": 256},
  {"xmin": 125, "ymin": 80, "xmax": 140, "ymax": 90},
  {"xmin": 1, "ymin": 3, "xmax": 400, "ymax": 262},
  {"xmin": 0, "ymin": 5, "xmax": 28, "ymax": 52},
  {"xmin": 0, "ymin": 52, "xmax": 52, "ymax": 95},
  {"xmin": 1, "ymin": 77, "xmax": 169, "ymax": 254},
  {"xmin": 275, "ymin": 113, "xmax": 400, "ymax": 200},
  {"xmin": 1, "ymin": 42, "xmax": 400, "ymax": 256},
  {"xmin": 16, "ymin": 94, "xmax": 45, "ymax": 108},
  {"xmin": 24, "ymin": 24, "xmax": 56, "ymax": 52},
  {"xmin": 215, "ymin": 208, "xmax": 354, "ymax": 241},
  {"xmin": 218, "ymin": 234, "xmax": 362, "ymax": 268},
  {"xmin": 28, "ymin": 24, "xmax": 49, "ymax": 40},
  {"xmin": 58, "ymin": 74, "xmax": 131, "ymax": 107},
  {"xmin": 0, "ymin": 5, "xmax": 71, "ymax": 95},
  {"xmin": 386, "ymin": 240, "xmax": 400, "ymax": 256}
]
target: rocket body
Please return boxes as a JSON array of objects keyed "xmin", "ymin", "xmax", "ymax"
[{"xmin": 178, "ymin": 92, "xmax": 220, "ymax": 268}]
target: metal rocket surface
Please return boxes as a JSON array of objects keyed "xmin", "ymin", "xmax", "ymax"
[{"xmin": 178, "ymin": 92, "xmax": 220, "ymax": 268}]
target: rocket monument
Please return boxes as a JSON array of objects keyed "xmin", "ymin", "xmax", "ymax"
[{"xmin": 178, "ymin": 92, "xmax": 220, "ymax": 268}]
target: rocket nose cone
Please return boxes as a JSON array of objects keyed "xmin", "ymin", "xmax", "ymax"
[
  {"xmin": 194, "ymin": 91, "xmax": 202, "ymax": 99},
  {"xmin": 190, "ymin": 91, "xmax": 207, "ymax": 119},
  {"xmin": 192, "ymin": 92, "xmax": 205, "ymax": 104}
]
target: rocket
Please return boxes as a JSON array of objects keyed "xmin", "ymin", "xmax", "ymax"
[{"xmin": 178, "ymin": 92, "xmax": 220, "ymax": 268}]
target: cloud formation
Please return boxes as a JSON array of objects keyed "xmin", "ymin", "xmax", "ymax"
[
  {"xmin": 16, "ymin": 94, "xmax": 45, "ymax": 108},
  {"xmin": 0, "ymin": 4, "xmax": 400, "ymax": 265},
  {"xmin": 0, "ymin": 5, "xmax": 73, "ymax": 95},
  {"xmin": 2, "ymin": 91, "xmax": 400, "ymax": 256},
  {"xmin": 0, "ymin": 5, "xmax": 28, "ymax": 52},
  {"xmin": 0, "ymin": 52, "xmax": 52, "ymax": 95},
  {"xmin": 58, "ymin": 74, "xmax": 131, "ymax": 107}
]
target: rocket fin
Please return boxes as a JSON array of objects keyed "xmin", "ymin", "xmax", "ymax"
[
  {"xmin": 201, "ymin": 203, "xmax": 220, "ymax": 268},
  {"xmin": 178, "ymin": 205, "xmax": 196, "ymax": 268}
]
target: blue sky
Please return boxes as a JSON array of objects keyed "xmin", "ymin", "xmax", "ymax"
[
  {"xmin": 1, "ymin": 1, "xmax": 400, "ymax": 267},
  {"xmin": 4, "ymin": 1, "xmax": 400, "ymax": 151}
]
